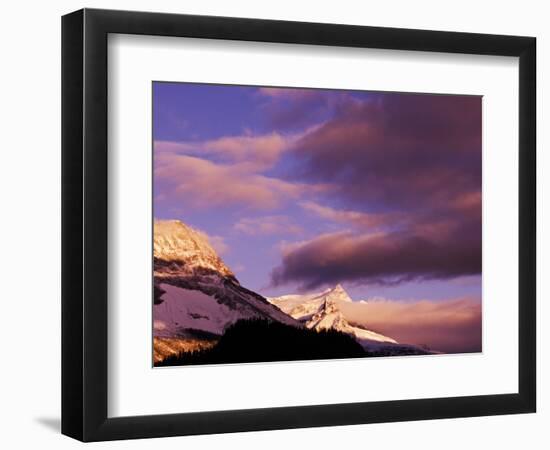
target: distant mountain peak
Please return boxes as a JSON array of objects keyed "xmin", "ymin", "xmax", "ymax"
[
  {"xmin": 323, "ymin": 283, "xmax": 352, "ymax": 303},
  {"xmin": 268, "ymin": 285, "xmax": 399, "ymax": 348}
]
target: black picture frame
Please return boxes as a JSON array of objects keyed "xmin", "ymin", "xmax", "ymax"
[{"xmin": 61, "ymin": 8, "xmax": 536, "ymax": 442}]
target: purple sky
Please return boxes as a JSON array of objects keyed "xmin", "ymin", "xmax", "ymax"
[{"xmin": 153, "ymin": 82, "xmax": 482, "ymax": 306}]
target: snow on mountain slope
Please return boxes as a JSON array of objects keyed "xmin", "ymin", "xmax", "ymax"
[
  {"xmin": 153, "ymin": 220, "xmax": 299, "ymax": 341},
  {"xmin": 269, "ymin": 284, "xmax": 351, "ymax": 322},
  {"xmin": 154, "ymin": 284, "xmax": 237, "ymax": 337},
  {"xmin": 306, "ymin": 297, "xmax": 398, "ymax": 347}
]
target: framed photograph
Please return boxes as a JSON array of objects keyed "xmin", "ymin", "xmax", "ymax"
[{"xmin": 61, "ymin": 8, "xmax": 536, "ymax": 441}]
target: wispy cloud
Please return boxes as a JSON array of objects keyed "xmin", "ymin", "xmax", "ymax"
[
  {"xmin": 300, "ymin": 201, "xmax": 402, "ymax": 229},
  {"xmin": 256, "ymin": 87, "xmax": 343, "ymax": 131},
  {"xmin": 155, "ymin": 153, "xmax": 329, "ymax": 210},
  {"xmin": 339, "ymin": 297, "xmax": 482, "ymax": 353},
  {"xmin": 155, "ymin": 154, "xmax": 301, "ymax": 210},
  {"xmin": 257, "ymin": 87, "xmax": 327, "ymax": 101},
  {"xmin": 234, "ymin": 215, "xmax": 303, "ymax": 236},
  {"xmin": 154, "ymin": 131, "xmax": 300, "ymax": 171}
]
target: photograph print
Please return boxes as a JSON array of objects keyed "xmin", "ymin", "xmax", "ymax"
[{"xmin": 152, "ymin": 82, "xmax": 482, "ymax": 367}]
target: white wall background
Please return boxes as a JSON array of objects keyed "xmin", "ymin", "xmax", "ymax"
[{"xmin": 0, "ymin": 1, "xmax": 546, "ymax": 448}]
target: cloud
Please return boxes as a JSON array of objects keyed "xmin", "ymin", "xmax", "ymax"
[
  {"xmin": 300, "ymin": 201, "xmax": 403, "ymax": 230},
  {"xmin": 155, "ymin": 89, "xmax": 482, "ymax": 291},
  {"xmin": 271, "ymin": 225, "xmax": 481, "ymax": 290},
  {"xmin": 257, "ymin": 87, "xmax": 327, "ymax": 101},
  {"xmin": 155, "ymin": 153, "xmax": 329, "ymax": 210},
  {"xmin": 268, "ymin": 93, "xmax": 482, "ymax": 288},
  {"xmin": 338, "ymin": 297, "xmax": 482, "ymax": 353},
  {"xmin": 154, "ymin": 131, "xmax": 299, "ymax": 171},
  {"xmin": 450, "ymin": 191, "xmax": 482, "ymax": 218},
  {"xmin": 234, "ymin": 216, "xmax": 303, "ymax": 236},
  {"xmin": 256, "ymin": 86, "xmax": 344, "ymax": 131},
  {"xmin": 290, "ymin": 93, "xmax": 481, "ymax": 210},
  {"xmin": 153, "ymin": 127, "xmax": 331, "ymax": 211}
]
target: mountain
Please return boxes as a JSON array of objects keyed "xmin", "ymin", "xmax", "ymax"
[
  {"xmin": 153, "ymin": 219, "xmax": 429, "ymax": 363},
  {"xmin": 269, "ymin": 285, "xmax": 428, "ymax": 354},
  {"xmin": 153, "ymin": 220, "xmax": 299, "ymax": 348}
]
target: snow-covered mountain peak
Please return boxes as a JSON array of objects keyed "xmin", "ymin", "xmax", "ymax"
[
  {"xmin": 307, "ymin": 297, "xmax": 347, "ymax": 330},
  {"xmin": 323, "ymin": 284, "xmax": 352, "ymax": 303},
  {"xmin": 267, "ymin": 284, "xmax": 353, "ymax": 322},
  {"xmin": 154, "ymin": 219, "xmax": 234, "ymax": 278},
  {"xmin": 153, "ymin": 219, "xmax": 300, "ymax": 347},
  {"xmin": 268, "ymin": 285, "xmax": 400, "ymax": 349}
]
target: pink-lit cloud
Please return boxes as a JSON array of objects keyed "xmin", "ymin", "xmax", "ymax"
[
  {"xmin": 154, "ymin": 85, "xmax": 481, "ymax": 292},
  {"xmin": 256, "ymin": 86, "xmax": 344, "ymax": 131},
  {"xmin": 268, "ymin": 93, "xmax": 482, "ymax": 288},
  {"xmin": 257, "ymin": 87, "xmax": 326, "ymax": 101},
  {"xmin": 234, "ymin": 215, "xmax": 303, "ymax": 236},
  {"xmin": 300, "ymin": 201, "xmax": 404, "ymax": 230},
  {"xmin": 338, "ymin": 297, "xmax": 482, "ymax": 353},
  {"xmin": 290, "ymin": 94, "xmax": 482, "ymax": 209},
  {"xmin": 450, "ymin": 190, "xmax": 482, "ymax": 218},
  {"xmin": 154, "ymin": 131, "xmax": 299, "ymax": 171},
  {"xmin": 271, "ymin": 225, "xmax": 481, "ymax": 290},
  {"xmin": 155, "ymin": 153, "xmax": 329, "ymax": 210}
]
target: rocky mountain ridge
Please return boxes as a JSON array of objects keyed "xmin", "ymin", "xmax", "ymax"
[
  {"xmin": 269, "ymin": 285, "xmax": 401, "ymax": 349},
  {"xmin": 153, "ymin": 220, "xmax": 299, "ymax": 345}
]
